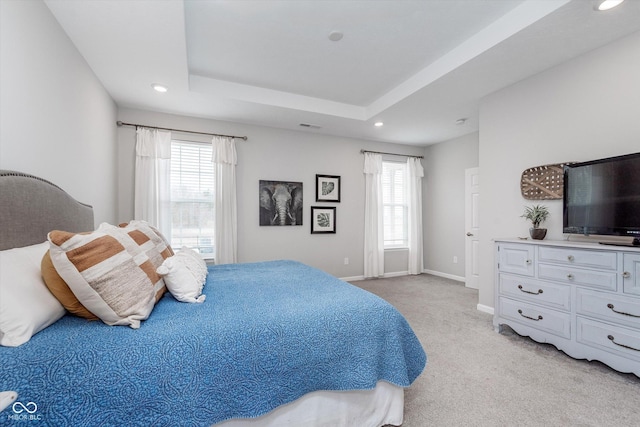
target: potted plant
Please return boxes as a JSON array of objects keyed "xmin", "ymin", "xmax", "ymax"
[{"xmin": 522, "ymin": 204, "xmax": 549, "ymax": 240}]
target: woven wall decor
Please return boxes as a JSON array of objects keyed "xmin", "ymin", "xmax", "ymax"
[{"xmin": 520, "ymin": 162, "xmax": 574, "ymax": 200}]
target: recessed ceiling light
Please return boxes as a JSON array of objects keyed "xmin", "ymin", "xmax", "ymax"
[
  {"xmin": 151, "ymin": 83, "xmax": 168, "ymax": 93},
  {"xmin": 595, "ymin": 0, "xmax": 624, "ymax": 11},
  {"xmin": 374, "ymin": 122, "xmax": 384, "ymax": 127},
  {"xmin": 328, "ymin": 31, "xmax": 343, "ymax": 42},
  {"xmin": 455, "ymin": 118, "xmax": 467, "ymax": 125}
]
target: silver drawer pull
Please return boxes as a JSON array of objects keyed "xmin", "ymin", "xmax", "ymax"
[
  {"xmin": 567, "ymin": 255, "xmax": 574, "ymax": 262},
  {"xmin": 622, "ymin": 271, "xmax": 631, "ymax": 279},
  {"xmin": 517, "ymin": 309, "xmax": 543, "ymax": 321},
  {"xmin": 607, "ymin": 303, "xmax": 640, "ymax": 318},
  {"xmin": 608, "ymin": 334, "xmax": 640, "ymax": 352},
  {"xmin": 518, "ymin": 285, "xmax": 543, "ymax": 295},
  {"xmin": 567, "ymin": 274, "xmax": 574, "ymax": 280},
  {"xmin": 526, "ymin": 259, "xmax": 532, "ymax": 265}
]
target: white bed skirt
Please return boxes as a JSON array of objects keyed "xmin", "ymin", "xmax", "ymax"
[{"xmin": 214, "ymin": 380, "xmax": 404, "ymax": 427}]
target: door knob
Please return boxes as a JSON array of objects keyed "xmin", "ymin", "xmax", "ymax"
[{"xmin": 466, "ymin": 232, "xmax": 474, "ymax": 236}]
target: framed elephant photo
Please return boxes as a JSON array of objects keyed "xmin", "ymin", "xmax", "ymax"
[
  {"xmin": 259, "ymin": 180, "xmax": 303, "ymax": 226},
  {"xmin": 310, "ymin": 206, "xmax": 336, "ymax": 234},
  {"xmin": 316, "ymin": 174, "xmax": 340, "ymax": 202}
]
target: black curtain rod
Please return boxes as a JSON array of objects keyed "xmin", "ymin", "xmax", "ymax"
[
  {"xmin": 360, "ymin": 149, "xmax": 423, "ymax": 159},
  {"xmin": 116, "ymin": 121, "xmax": 248, "ymax": 141}
]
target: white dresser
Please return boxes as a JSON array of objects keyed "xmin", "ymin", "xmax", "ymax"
[{"xmin": 494, "ymin": 238, "xmax": 640, "ymax": 376}]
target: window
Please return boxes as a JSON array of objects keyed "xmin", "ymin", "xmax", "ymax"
[
  {"xmin": 170, "ymin": 139, "xmax": 215, "ymax": 258},
  {"xmin": 382, "ymin": 161, "xmax": 408, "ymax": 248}
]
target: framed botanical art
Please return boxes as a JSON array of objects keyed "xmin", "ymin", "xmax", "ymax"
[
  {"xmin": 316, "ymin": 174, "xmax": 341, "ymax": 202},
  {"xmin": 310, "ymin": 206, "xmax": 336, "ymax": 234}
]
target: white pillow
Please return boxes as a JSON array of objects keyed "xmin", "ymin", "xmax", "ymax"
[
  {"xmin": 0, "ymin": 242, "xmax": 65, "ymax": 347},
  {"xmin": 156, "ymin": 247, "xmax": 207, "ymax": 303}
]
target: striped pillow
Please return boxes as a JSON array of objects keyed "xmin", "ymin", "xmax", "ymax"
[{"xmin": 47, "ymin": 221, "xmax": 172, "ymax": 329}]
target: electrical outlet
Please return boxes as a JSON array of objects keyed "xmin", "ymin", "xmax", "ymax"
[
  {"xmin": 344, "ymin": 257, "xmax": 349, "ymax": 265},
  {"xmin": 453, "ymin": 256, "xmax": 458, "ymax": 264}
]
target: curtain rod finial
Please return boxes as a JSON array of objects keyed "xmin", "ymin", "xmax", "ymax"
[{"xmin": 116, "ymin": 121, "xmax": 123, "ymax": 126}]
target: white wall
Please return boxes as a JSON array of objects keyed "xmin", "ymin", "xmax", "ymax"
[
  {"xmin": 478, "ymin": 30, "xmax": 640, "ymax": 309},
  {"xmin": 423, "ymin": 132, "xmax": 479, "ymax": 279},
  {"xmin": 0, "ymin": 0, "xmax": 117, "ymax": 226},
  {"xmin": 117, "ymin": 108, "xmax": 425, "ymax": 278},
  {"xmin": 0, "ymin": 0, "xmax": 432, "ymax": 280}
]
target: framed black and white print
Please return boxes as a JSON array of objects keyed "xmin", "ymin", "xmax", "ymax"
[
  {"xmin": 310, "ymin": 206, "xmax": 336, "ymax": 234},
  {"xmin": 259, "ymin": 180, "xmax": 303, "ymax": 226},
  {"xmin": 316, "ymin": 174, "xmax": 341, "ymax": 202}
]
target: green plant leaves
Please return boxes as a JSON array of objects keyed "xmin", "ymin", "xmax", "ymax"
[{"xmin": 521, "ymin": 204, "xmax": 549, "ymax": 228}]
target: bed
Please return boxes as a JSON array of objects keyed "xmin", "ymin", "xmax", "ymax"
[{"xmin": 0, "ymin": 170, "xmax": 427, "ymax": 426}]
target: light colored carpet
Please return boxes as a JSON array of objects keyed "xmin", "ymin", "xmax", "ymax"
[{"xmin": 352, "ymin": 274, "xmax": 640, "ymax": 427}]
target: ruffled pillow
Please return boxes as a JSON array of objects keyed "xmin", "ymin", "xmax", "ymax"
[{"xmin": 157, "ymin": 247, "xmax": 207, "ymax": 303}]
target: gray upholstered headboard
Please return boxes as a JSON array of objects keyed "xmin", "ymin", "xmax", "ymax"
[{"xmin": 0, "ymin": 170, "xmax": 94, "ymax": 250}]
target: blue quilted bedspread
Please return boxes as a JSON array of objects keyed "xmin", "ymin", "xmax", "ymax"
[{"xmin": 0, "ymin": 260, "xmax": 426, "ymax": 426}]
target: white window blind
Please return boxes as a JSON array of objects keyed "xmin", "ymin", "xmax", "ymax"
[
  {"xmin": 382, "ymin": 161, "xmax": 408, "ymax": 248},
  {"xmin": 170, "ymin": 140, "xmax": 215, "ymax": 257}
]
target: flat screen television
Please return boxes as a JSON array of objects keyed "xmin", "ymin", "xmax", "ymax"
[{"xmin": 563, "ymin": 152, "xmax": 640, "ymax": 246}]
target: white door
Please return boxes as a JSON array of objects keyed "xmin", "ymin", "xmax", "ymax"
[{"xmin": 465, "ymin": 168, "xmax": 480, "ymax": 289}]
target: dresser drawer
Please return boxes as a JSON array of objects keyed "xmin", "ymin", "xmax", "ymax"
[
  {"xmin": 623, "ymin": 253, "xmax": 640, "ymax": 297},
  {"xmin": 538, "ymin": 263, "xmax": 617, "ymax": 291},
  {"xmin": 499, "ymin": 297, "xmax": 571, "ymax": 339},
  {"xmin": 499, "ymin": 274, "xmax": 570, "ymax": 311},
  {"xmin": 539, "ymin": 246, "xmax": 617, "ymax": 270},
  {"xmin": 577, "ymin": 288, "xmax": 640, "ymax": 328},
  {"xmin": 577, "ymin": 317, "xmax": 640, "ymax": 361},
  {"xmin": 498, "ymin": 243, "xmax": 534, "ymax": 277}
]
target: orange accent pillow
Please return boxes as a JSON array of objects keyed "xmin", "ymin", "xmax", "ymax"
[
  {"xmin": 41, "ymin": 251, "xmax": 98, "ymax": 320},
  {"xmin": 46, "ymin": 221, "xmax": 172, "ymax": 328}
]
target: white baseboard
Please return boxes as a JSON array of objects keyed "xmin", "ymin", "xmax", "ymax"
[
  {"xmin": 383, "ymin": 270, "xmax": 409, "ymax": 278},
  {"xmin": 340, "ymin": 271, "xmax": 409, "ymax": 282},
  {"xmin": 340, "ymin": 275, "xmax": 365, "ymax": 282},
  {"xmin": 344, "ymin": 270, "xmax": 470, "ymax": 286},
  {"xmin": 477, "ymin": 304, "xmax": 494, "ymax": 315},
  {"xmin": 422, "ymin": 269, "xmax": 465, "ymax": 283}
]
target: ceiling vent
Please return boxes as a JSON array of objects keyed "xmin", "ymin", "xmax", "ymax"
[{"xmin": 299, "ymin": 123, "xmax": 322, "ymax": 129}]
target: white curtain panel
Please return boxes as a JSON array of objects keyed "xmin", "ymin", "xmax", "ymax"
[
  {"xmin": 212, "ymin": 136, "xmax": 238, "ymax": 265},
  {"xmin": 363, "ymin": 152, "xmax": 384, "ymax": 278},
  {"xmin": 407, "ymin": 157, "xmax": 424, "ymax": 275},
  {"xmin": 134, "ymin": 127, "xmax": 172, "ymax": 239}
]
